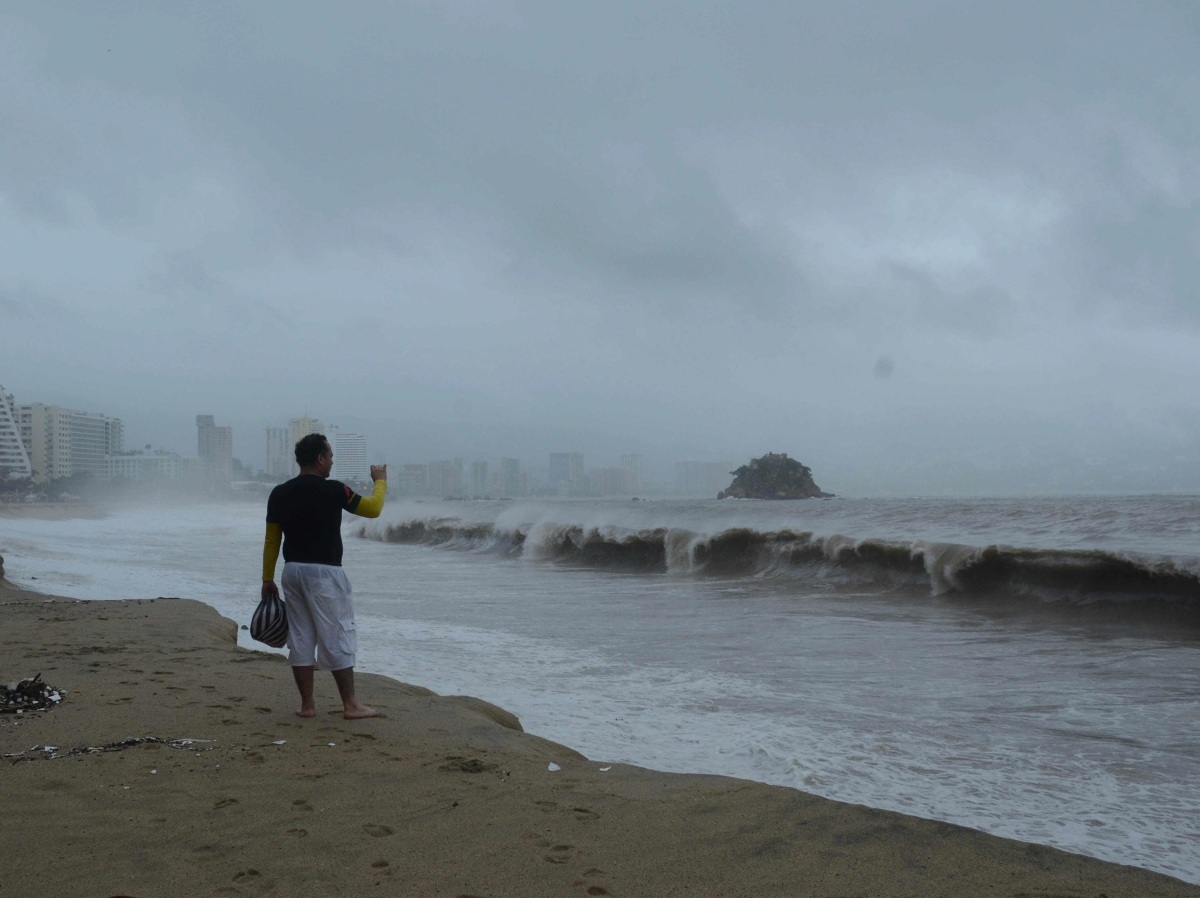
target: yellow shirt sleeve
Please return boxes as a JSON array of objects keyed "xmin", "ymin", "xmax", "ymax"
[
  {"xmin": 262, "ymin": 522, "xmax": 282, "ymax": 581},
  {"xmin": 352, "ymin": 478, "xmax": 387, "ymax": 518}
]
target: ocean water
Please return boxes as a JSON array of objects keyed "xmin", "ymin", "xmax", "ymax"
[{"xmin": 2, "ymin": 494, "xmax": 1198, "ymax": 883}]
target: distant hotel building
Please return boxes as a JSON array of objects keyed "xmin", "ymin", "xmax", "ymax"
[
  {"xmin": 196, "ymin": 415, "xmax": 233, "ymax": 482},
  {"xmin": 331, "ymin": 432, "xmax": 369, "ymax": 485},
  {"xmin": 287, "ymin": 416, "xmax": 323, "ymax": 475},
  {"xmin": 289, "ymin": 415, "xmax": 323, "ymax": 448},
  {"xmin": 0, "ymin": 387, "xmax": 32, "ymax": 478},
  {"xmin": 18, "ymin": 403, "xmax": 123, "ymax": 482},
  {"xmin": 108, "ymin": 448, "xmax": 202, "ymax": 482}
]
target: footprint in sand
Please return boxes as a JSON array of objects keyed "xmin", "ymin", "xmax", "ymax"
[
  {"xmin": 573, "ymin": 807, "xmax": 599, "ymax": 821},
  {"xmin": 286, "ymin": 828, "xmax": 308, "ymax": 838},
  {"xmin": 544, "ymin": 845, "xmax": 575, "ymax": 864},
  {"xmin": 231, "ymin": 869, "xmax": 261, "ymax": 882},
  {"xmin": 292, "ymin": 799, "xmax": 313, "ymax": 812},
  {"xmin": 363, "ymin": 824, "xmax": 394, "ymax": 838},
  {"xmin": 370, "ymin": 860, "xmax": 389, "ymax": 869},
  {"xmin": 213, "ymin": 798, "xmax": 239, "ymax": 809}
]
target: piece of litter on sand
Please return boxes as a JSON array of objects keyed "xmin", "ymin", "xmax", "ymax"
[
  {"xmin": 599, "ymin": 766, "xmax": 611, "ymax": 772},
  {"xmin": 272, "ymin": 740, "xmax": 287, "ymax": 745},
  {"xmin": 547, "ymin": 763, "xmax": 561, "ymax": 772},
  {"xmin": 328, "ymin": 742, "xmax": 336, "ymax": 747},
  {"xmin": 150, "ymin": 769, "xmax": 157, "ymax": 774},
  {"xmin": 1, "ymin": 674, "xmax": 66, "ymax": 714}
]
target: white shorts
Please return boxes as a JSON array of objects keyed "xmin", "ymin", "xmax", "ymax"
[{"xmin": 281, "ymin": 562, "xmax": 357, "ymax": 671}]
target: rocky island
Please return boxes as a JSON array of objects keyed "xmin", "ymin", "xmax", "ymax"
[{"xmin": 718, "ymin": 452, "xmax": 833, "ymax": 499}]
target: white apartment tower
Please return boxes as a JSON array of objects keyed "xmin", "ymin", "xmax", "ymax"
[
  {"xmin": 0, "ymin": 387, "xmax": 32, "ymax": 478},
  {"xmin": 18, "ymin": 403, "xmax": 123, "ymax": 482},
  {"xmin": 288, "ymin": 416, "xmax": 323, "ymax": 474},
  {"xmin": 289, "ymin": 415, "xmax": 323, "ymax": 448},
  {"xmin": 330, "ymin": 432, "xmax": 369, "ymax": 485}
]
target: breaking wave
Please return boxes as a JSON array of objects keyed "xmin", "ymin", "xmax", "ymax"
[{"xmin": 357, "ymin": 516, "xmax": 1200, "ymax": 614}]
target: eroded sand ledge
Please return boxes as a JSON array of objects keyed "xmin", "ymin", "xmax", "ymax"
[{"xmin": 2, "ymin": 577, "xmax": 1197, "ymax": 898}]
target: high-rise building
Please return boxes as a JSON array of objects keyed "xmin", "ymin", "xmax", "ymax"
[
  {"xmin": 0, "ymin": 387, "xmax": 32, "ymax": 479},
  {"xmin": 549, "ymin": 452, "xmax": 584, "ymax": 494},
  {"xmin": 196, "ymin": 415, "xmax": 234, "ymax": 483},
  {"xmin": 289, "ymin": 415, "xmax": 323, "ymax": 447},
  {"xmin": 287, "ymin": 416, "xmax": 323, "ymax": 474},
  {"xmin": 18, "ymin": 403, "xmax": 123, "ymax": 482},
  {"xmin": 265, "ymin": 427, "xmax": 291, "ymax": 479},
  {"xmin": 331, "ymin": 432, "xmax": 369, "ymax": 485}
]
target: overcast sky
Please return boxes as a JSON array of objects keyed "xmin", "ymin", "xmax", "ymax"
[{"xmin": 2, "ymin": 1, "xmax": 1198, "ymax": 494}]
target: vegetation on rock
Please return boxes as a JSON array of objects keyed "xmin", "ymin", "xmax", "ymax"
[{"xmin": 718, "ymin": 452, "xmax": 832, "ymax": 500}]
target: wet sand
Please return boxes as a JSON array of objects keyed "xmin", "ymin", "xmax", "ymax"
[{"xmin": 1, "ymin": 575, "xmax": 1197, "ymax": 898}]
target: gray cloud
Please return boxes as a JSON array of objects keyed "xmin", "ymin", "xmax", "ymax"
[{"xmin": 2, "ymin": 1, "xmax": 1198, "ymax": 492}]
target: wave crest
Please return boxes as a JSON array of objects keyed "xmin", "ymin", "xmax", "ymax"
[{"xmin": 359, "ymin": 515, "xmax": 1200, "ymax": 612}]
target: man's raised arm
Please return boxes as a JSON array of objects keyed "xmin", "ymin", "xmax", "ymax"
[{"xmin": 353, "ymin": 464, "xmax": 387, "ymax": 518}]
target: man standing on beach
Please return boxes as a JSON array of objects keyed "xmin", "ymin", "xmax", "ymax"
[{"xmin": 261, "ymin": 433, "xmax": 387, "ymax": 719}]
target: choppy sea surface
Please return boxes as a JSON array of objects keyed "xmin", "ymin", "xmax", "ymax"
[{"xmin": 2, "ymin": 494, "xmax": 1198, "ymax": 883}]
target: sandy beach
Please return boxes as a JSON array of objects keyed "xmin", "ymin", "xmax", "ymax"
[{"xmin": 2, "ymin": 571, "xmax": 1198, "ymax": 898}]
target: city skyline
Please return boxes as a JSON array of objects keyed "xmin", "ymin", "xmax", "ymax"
[
  {"xmin": 1, "ymin": 381, "xmax": 744, "ymax": 494},
  {"xmin": 4, "ymin": 376, "xmax": 1198, "ymax": 496}
]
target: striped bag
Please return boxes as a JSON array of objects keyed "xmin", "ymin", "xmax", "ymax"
[{"xmin": 250, "ymin": 592, "xmax": 289, "ymax": 648}]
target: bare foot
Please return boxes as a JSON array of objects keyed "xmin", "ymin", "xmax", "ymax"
[
  {"xmin": 296, "ymin": 707, "xmax": 316, "ymax": 718},
  {"xmin": 344, "ymin": 704, "xmax": 381, "ymax": 720}
]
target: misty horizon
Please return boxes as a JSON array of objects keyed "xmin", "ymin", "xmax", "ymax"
[{"xmin": 3, "ymin": 2, "xmax": 1198, "ymax": 498}]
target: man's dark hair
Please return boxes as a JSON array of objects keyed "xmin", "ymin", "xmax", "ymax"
[{"xmin": 295, "ymin": 433, "xmax": 330, "ymax": 467}]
